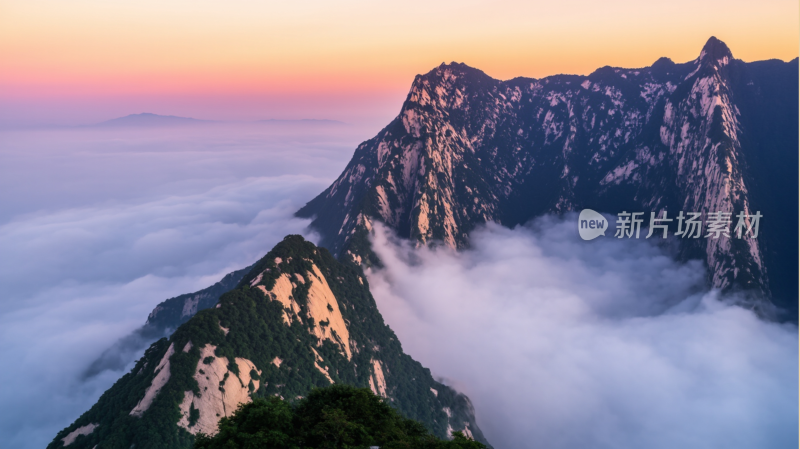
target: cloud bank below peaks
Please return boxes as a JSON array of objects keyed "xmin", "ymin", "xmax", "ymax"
[
  {"xmin": 0, "ymin": 175, "xmax": 323, "ymax": 449},
  {"xmin": 367, "ymin": 215, "xmax": 798, "ymax": 449}
]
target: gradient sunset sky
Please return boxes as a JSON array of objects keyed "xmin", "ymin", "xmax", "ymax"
[{"xmin": 1, "ymin": 0, "xmax": 797, "ymax": 126}]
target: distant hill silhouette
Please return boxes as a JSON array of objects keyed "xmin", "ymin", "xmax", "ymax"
[{"xmin": 94, "ymin": 113, "xmax": 213, "ymax": 127}]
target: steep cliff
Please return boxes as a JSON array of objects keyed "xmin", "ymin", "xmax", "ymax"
[
  {"xmin": 50, "ymin": 236, "xmax": 486, "ymax": 448},
  {"xmin": 297, "ymin": 37, "xmax": 798, "ymax": 315}
]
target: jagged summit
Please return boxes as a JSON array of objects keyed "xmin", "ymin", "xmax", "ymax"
[
  {"xmin": 417, "ymin": 62, "xmax": 494, "ymax": 89},
  {"xmin": 297, "ymin": 37, "xmax": 798, "ymax": 316},
  {"xmin": 698, "ymin": 36, "xmax": 734, "ymax": 65},
  {"xmin": 436, "ymin": 61, "xmax": 483, "ymax": 72}
]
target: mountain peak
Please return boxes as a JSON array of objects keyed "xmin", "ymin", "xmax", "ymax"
[
  {"xmin": 698, "ymin": 36, "xmax": 733, "ymax": 65},
  {"xmin": 422, "ymin": 61, "xmax": 490, "ymax": 81},
  {"xmin": 52, "ymin": 232, "xmax": 489, "ymax": 446},
  {"xmin": 437, "ymin": 61, "xmax": 472, "ymax": 70}
]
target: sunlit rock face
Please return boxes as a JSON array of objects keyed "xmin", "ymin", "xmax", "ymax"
[
  {"xmin": 298, "ymin": 37, "xmax": 798, "ymax": 315},
  {"xmin": 49, "ymin": 236, "xmax": 488, "ymax": 448}
]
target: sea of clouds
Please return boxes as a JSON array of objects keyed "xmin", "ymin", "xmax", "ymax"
[
  {"xmin": 0, "ymin": 122, "xmax": 369, "ymax": 448},
  {"xmin": 368, "ymin": 219, "xmax": 798, "ymax": 449},
  {"xmin": 0, "ymin": 121, "xmax": 796, "ymax": 449}
]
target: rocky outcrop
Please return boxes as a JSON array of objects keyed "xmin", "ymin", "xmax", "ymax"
[
  {"xmin": 177, "ymin": 344, "xmax": 261, "ymax": 436},
  {"xmin": 61, "ymin": 424, "xmax": 97, "ymax": 446},
  {"xmin": 254, "ymin": 262, "xmax": 352, "ymax": 360},
  {"xmin": 368, "ymin": 358, "xmax": 387, "ymax": 398},
  {"xmin": 298, "ymin": 37, "xmax": 798, "ymax": 314},
  {"xmin": 130, "ymin": 343, "xmax": 175, "ymax": 416},
  {"xmin": 49, "ymin": 236, "xmax": 488, "ymax": 448}
]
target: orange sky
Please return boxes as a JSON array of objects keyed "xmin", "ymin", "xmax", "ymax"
[{"xmin": 1, "ymin": 0, "xmax": 797, "ymax": 125}]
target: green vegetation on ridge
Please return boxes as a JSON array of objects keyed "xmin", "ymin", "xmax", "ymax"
[
  {"xmin": 195, "ymin": 385, "xmax": 485, "ymax": 449},
  {"xmin": 49, "ymin": 236, "xmax": 487, "ymax": 449}
]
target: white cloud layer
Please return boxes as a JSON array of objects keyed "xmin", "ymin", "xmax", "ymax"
[
  {"xmin": 1, "ymin": 122, "xmax": 795, "ymax": 449},
  {"xmin": 368, "ymin": 217, "xmax": 798, "ymax": 449},
  {"xmin": 0, "ymin": 122, "xmax": 367, "ymax": 449},
  {"xmin": 0, "ymin": 178, "xmax": 321, "ymax": 449}
]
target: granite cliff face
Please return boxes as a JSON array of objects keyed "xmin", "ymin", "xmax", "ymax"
[
  {"xmin": 298, "ymin": 37, "xmax": 798, "ymax": 315},
  {"xmin": 51, "ymin": 35, "xmax": 797, "ymax": 449},
  {"xmin": 51, "ymin": 237, "xmax": 486, "ymax": 448}
]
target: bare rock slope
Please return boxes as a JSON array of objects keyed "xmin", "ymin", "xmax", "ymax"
[
  {"xmin": 49, "ymin": 236, "xmax": 485, "ymax": 448},
  {"xmin": 298, "ymin": 37, "xmax": 798, "ymax": 315}
]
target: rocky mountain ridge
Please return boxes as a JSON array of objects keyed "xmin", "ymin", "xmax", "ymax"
[
  {"xmin": 51, "ymin": 236, "xmax": 486, "ymax": 448},
  {"xmin": 51, "ymin": 34, "xmax": 797, "ymax": 449},
  {"xmin": 297, "ymin": 37, "xmax": 798, "ymax": 316}
]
